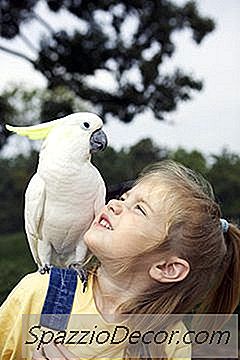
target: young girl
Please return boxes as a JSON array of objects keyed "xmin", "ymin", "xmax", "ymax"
[{"xmin": 0, "ymin": 160, "xmax": 239, "ymax": 360}]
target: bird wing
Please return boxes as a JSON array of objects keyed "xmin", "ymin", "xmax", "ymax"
[{"xmin": 24, "ymin": 173, "xmax": 46, "ymax": 266}]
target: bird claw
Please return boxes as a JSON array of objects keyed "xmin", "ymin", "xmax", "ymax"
[
  {"xmin": 39, "ymin": 264, "xmax": 52, "ymax": 274},
  {"xmin": 69, "ymin": 263, "xmax": 88, "ymax": 293}
]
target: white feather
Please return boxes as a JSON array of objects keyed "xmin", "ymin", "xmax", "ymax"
[{"xmin": 22, "ymin": 112, "xmax": 106, "ymax": 269}]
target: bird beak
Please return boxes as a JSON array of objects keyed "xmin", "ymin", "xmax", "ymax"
[{"xmin": 90, "ymin": 129, "xmax": 108, "ymax": 153}]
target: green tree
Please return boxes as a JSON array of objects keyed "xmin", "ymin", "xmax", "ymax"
[
  {"xmin": 0, "ymin": 151, "xmax": 38, "ymax": 234},
  {"xmin": 0, "ymin": 0, "xmax": 214, "ymax": 125},
  {"xmin": 0, "ymin": 85, "xmax": 89, "ymax": 151},
  {"xmin": 208, "ymin": 149, "xmax": 240, "ymax": 222},
  {"xmin": 94, "ymin": 138, "xmax": 169, "ymax": 186},
  {"xmin": 170, "ymin": 147, "xmax": 209, "ymax": 176},
  {"xmin": 0, "ymin": 90, "xmax": 18, "ymax": 149},
  {"xmin": 39, "ymin": 86, "xmax": 90, "ymax": 121},
  {"xmin": 127, "ymin": 138, "xmax": 169, "ymax": 178},
  {"xmin": 93, "ymin": 146, "xmax": 129, "ymax": 185}
]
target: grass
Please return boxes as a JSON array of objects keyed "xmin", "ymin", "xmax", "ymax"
[{"xmin": 0, "ymin": 232, "xmax": 36, "ymax": 304}]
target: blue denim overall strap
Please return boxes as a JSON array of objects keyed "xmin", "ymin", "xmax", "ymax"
[{"xmin": 40, "ymin": 267, "xmax": 78, "ymax": 331}]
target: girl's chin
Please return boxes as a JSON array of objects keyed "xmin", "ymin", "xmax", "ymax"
[{"xmin": 84, "ymin": 234, "xmax": 105, "ymax": 253}]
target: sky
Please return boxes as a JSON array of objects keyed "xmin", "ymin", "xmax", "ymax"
[{"xmin": 0, "ymin": 0, "xmax": 240, "ymax": 159}]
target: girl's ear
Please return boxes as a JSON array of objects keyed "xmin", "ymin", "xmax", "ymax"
[{"xmin": 149, "ymin": 256, "xmax": 190, "ymax": 283}]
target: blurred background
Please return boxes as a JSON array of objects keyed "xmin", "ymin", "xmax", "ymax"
[{"xmin": 0, "ymin": 0, "xmax": 239, "ymax": 329}]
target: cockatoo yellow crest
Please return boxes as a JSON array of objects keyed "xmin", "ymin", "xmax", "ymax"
[{"xmin": 6, "ymin": 119, "xmax": 60, "ymax": 140}]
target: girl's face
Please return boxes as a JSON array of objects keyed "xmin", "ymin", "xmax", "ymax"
[{"xmin": 84, "ymin": 181, "xmax": 165, "ymax": 262}]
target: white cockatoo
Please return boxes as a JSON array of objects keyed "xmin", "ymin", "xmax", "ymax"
[{"xmin": 6, "ymin": 112, "xmax": 107, "ymax": 278}]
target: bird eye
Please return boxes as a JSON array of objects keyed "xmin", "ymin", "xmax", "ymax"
[{"xmin": 82, "ymin": 122, "xmax": 90, "ymax": 129}]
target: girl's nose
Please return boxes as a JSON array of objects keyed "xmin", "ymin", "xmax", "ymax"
[{"xmin": 107, "ymin": 199, "xmax": 123, "ymax": 215}]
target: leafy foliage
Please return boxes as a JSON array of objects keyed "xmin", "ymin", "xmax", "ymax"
[
  {"xmin": 170, "ymin": 147, "xmax": 209, "ymax": 176},
  {"xmin": 0, "ymin": 90, "xmax": 18, "ymax": 148},
  {"xmin": 0, "ymin": 152, "xmax": 38, "ymax": 233},
  {"xmin": 0, "ymin": 0, "xmax": 38, "ymax": 39},
  {"xmin": 0, "ymin": 0, "xmax": 214, "ymax": 125},
  {"xmin": 0, "ymin": 232, "xmax": 35, "ymax": 304},
  {"xmin": 208, "ymin": 149, "xmax": 240, "ymax": 222},
  {"xmin": 93, "ymin": 138, "xmax": 168, "ymax": 184},
  {"xmin": 0, "ymin": 86, "xmax": 89, "ymax": 149},
  {"xmin": 1, "ymin": 140, "xmax": 239, "ymax": 235}
]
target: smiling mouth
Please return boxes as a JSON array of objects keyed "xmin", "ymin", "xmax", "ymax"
[{"xmin": 98, "ymin": 215, "xmax": 113, "ymax": 230}]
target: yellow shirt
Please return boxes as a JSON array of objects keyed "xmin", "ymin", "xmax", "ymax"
[{"xmin": 0, "ymin": 272, "xmax": 191, "ymax": 359}]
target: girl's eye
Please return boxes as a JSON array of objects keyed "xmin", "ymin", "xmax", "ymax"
[
  {"xmin": 135, "ymin": 204, "xmax": 146, "ymax": 216},
  {"xmin": 119, "ymin": 196, "xmax": 146, "ymax": 216}
]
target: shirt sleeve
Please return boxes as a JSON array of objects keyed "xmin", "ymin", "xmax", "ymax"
[{"xmin": 0, "ymin": 272, "xmax": 48, "ymax": 360}]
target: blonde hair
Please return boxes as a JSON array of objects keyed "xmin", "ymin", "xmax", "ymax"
[{"xmin": 91, "ymin": 160, "xmax": 240, "ymax": 359}]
